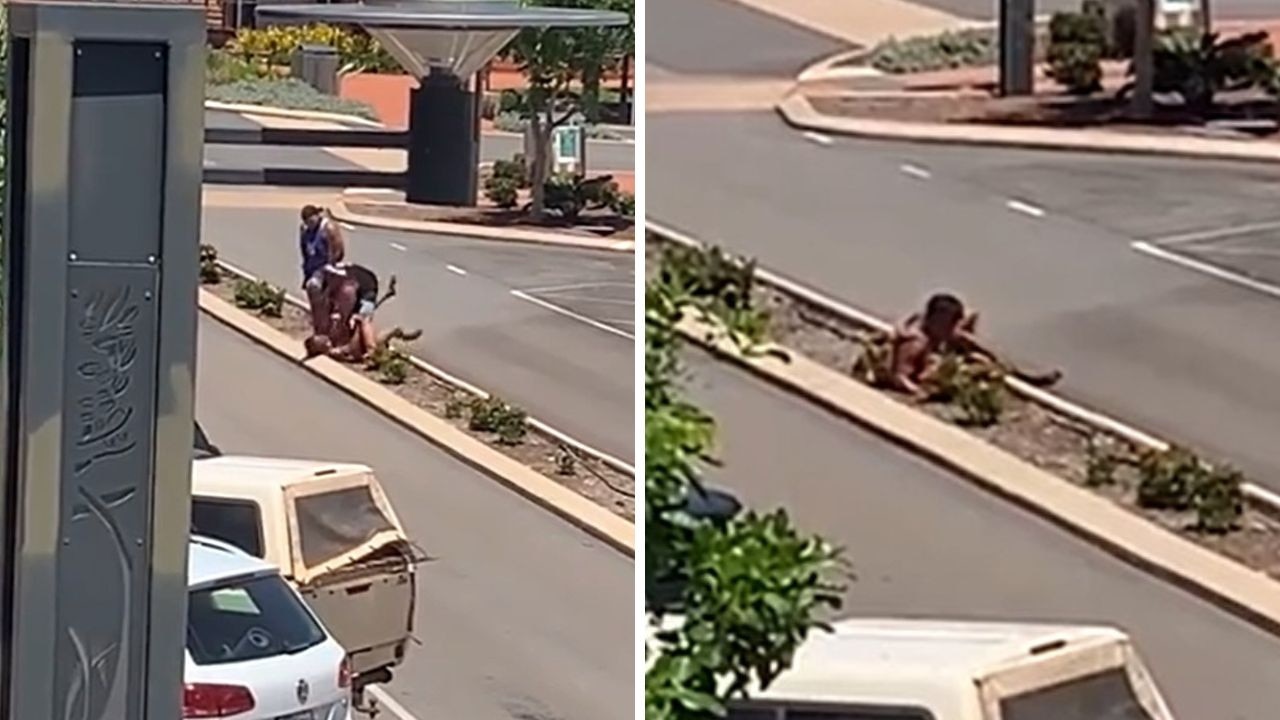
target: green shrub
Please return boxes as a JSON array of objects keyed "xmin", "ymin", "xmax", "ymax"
[
  {"xmin": 226, "ymin": 24, "xmax": 397, "ymax": 73},
  {"xmin": 1085, "ymin": 436, "xmax": 1121, "ymax": 487},
  {"xmin": 199, "ymin": 244, "xmax": 222, "ymax": 285},
  {"xmin": 867, "ymin": 29, "xmax": 998, "ymax": 74},
  {"xmin": 1136, "ymin": 446, "xmax": 1203, "ymax": 511},
  {"xmin": 206, "ymin": 78, "xmax": 379, "ymax": 121},
  {"xmin": 363, "ymin": 343, "xmax": 409, "ymax": 384},
  {"xmin": 485, "ymin": 176, "xmax": 520, "ymax": 208},
  {"xmin": 444, "ymin": 393, "xmax": 469, "ymax": 419},
  {"xmin": 466, "ymin": 396, "xmax": 528, "ymax": 444},
  {"xmin": 1192, "ymin": 465, "xmax": 1244, "ymax": 533},
  {"xmin": 543, "ymin": 173, "xmax": 617, "ymax": 221},
  {"xmin": 1152, "ymin": 29, "xmax": 1277, "ymax": 114},
  {"xmin": 207, "ymin": 49, "xmax": 272, "ymax": 86},
  {"xmin": 233, "ymin": 278, "xmax": 285, "ymax": 317},
  {"xmin": 926, "ymin": 355, "xmax": 1006, "ymax": 427},
  {"xmin": 1047, "ymin": 5, "xmax": 1107, "ymax": 94},
  {"xmin": 610, "ymin": 191, "xmax": 635, "ymax": 218}
]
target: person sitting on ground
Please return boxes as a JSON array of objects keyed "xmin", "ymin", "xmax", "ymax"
[
  {"xmin": 299, "ymin": 204, "xmax": 346, "ymax": 336},
  {"xmin": 303, "ymin": 263, "xmax": 419, "ymax": 364},
  {"xmin": 885, "ymin": 292, "xmax": 1061, "ymax": 397}
]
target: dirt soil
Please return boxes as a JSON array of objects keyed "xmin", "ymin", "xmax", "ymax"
[
  {"xmin": 346, "ymin": 199, "xmax": 635, "ymax": 240},
  {"xmin": 647, "ymin": 237, "xmax": 1280, "ymax": 580},
  {"xmin": 203, "ymin": 273, "xmax": 635, "ymax": 521},
  {"xmin": 809, "ymin": 92, "xmax": 1280, "ymax": 138}
]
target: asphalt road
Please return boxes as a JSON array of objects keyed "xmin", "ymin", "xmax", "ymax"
[
  {"xmin": 203, "ymin": 202, "xmax": 635, "ymax": 462},
  {"xmin": 195, "ymin": 315, "xmax": 631, "ymax": 720},
  {"xmin": 688, "ymin": 352, "xmax": 1280, "ymax": 720},
  {"xmin": 204, "ymin": 110, "xmax": 635, "ymax": 173},
  {"xmin": 911, "ymin": 0, "xmax": 1277, "ymax": 21},
  {"xmin": 650, "ymin": 109, "xmax": 1280, "ymax": 493}
]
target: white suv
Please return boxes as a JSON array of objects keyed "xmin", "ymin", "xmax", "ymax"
[{"xmin": 186, "ymin": 536, "xmax": 353, "ymax": 720}]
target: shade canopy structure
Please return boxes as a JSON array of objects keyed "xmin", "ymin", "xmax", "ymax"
[{"xmin": 258, "ymin": 0, "xmax": 628, "ymax": 206}]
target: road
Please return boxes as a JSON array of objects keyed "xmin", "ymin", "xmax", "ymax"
[
  {"xmin": 204, "ymin": 110, "xmax": 635, "ymax": 174},
  {"xmin": 195, "ymin": 315, "xmax": 631, "ymax": 720},
  {"xmin": 203, "ymin": 197, "xmax": 635, "ymax": 463},
  {"xmin": 651, "ymin": 107, "xmax": 1280, "ymax": 491},
  {"xmin": 688, "ymin": 352, "xmax": 1280, "ymax": 719}
]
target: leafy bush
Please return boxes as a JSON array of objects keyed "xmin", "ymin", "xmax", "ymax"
[
  {"xmin": 485, "ymin": 176, "xmax": 521, "ymax": 209},
  {"xmin": 233, "ymin": 278, "xmax": 285, "ymax": 317},
  {"xmin": 925, "ymin": 354, "xmax": 1006, "ymax": 427},
  {"xmin": 1136, "ymin": 446, "xmax": 1202, "ymax": 510},
  {"xmin": 610, "ymin": 191, "xmax": 635, "ymax": 218},
  {"xmin": 1047, "ymin": 4, "xmax": 1107, "ymax": 94},
  {"xmin": 206, "ymin": 78, "xmax": 379, "ymax": 120},
  {"xmin": 207, "ymin": 49, "xmax": 274, "ymax": 86},
  {"xmin": 444, "ymin": 392, "xmax": 469, "ymax": 419},
  {"xmin": 543, "ymin": 173, "xmax": 618, "ymax": 221},
  {"xmin": 1085, "ymin": 436, "xmax": 1121, "ymax": 487},
  {"xmin": 226, "ymin": 24, "xmax": 398, "ymax": 73},
  {"xmin": 365, "ymin": 343, "xmax": 409, "ymax": 384},
  {"xmin": 1151, "ymin": 29, "xmax": 1277, "ymax": 114},
  {"xmin": 1192, "ymin": 465, "xmax": 1244, "ymax": 533},
  {"xmin": 867, "ymin": 28, "xmax": 998, "ymax": 74},
  {"xmin": 199, "ymin": 244, "xmax": 222, "ymax": 285},
  {"xmin": 466, "ymin": 396, "xmax": 528, "ymax": 444}
]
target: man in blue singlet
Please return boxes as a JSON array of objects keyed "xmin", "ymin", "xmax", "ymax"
[{"xmin": 299, "ymin": 204, "xmax": 346, "ymax": 334}]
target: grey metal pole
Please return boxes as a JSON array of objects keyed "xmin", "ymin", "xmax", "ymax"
[
  {"xmin": 999, "ymin": 0, "xmax": 1036, "ymax": 96},
  {"xmin": 1, "ymin": 3, "xmax": 204, "ymax": 719},
  {"xmin": 1133, "ymin": 0, "xmax": 1155, "ymax": 118}
]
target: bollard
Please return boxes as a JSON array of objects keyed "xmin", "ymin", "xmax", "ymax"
[
  {"xmin": 0, "ymin": 2, "xmax": 204, "ymax": 719},
  {"xmin": 292, "ymin": 43, "xmax": 339, "ymax": 95}
]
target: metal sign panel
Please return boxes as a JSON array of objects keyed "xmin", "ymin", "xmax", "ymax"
[{"xmin": 1, "ymin": 3, "xmax": 205, "ymax": 719}]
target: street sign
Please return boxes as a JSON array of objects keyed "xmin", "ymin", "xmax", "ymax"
[
  {"xmin": 1, "ymin": 3, "xmax": 204, "ymax": 719},
  {"xmin": 553, "ymin": 124, "xmax": 584, "ymax": 173}
]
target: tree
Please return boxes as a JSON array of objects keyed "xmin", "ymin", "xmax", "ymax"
[
  {"xmin": 502, "ymin": 0, "xmax": 632, "ymax": 218},
  {"xmin": 645, "ymin": 240, "xmax": 846, "ymax": 720}
]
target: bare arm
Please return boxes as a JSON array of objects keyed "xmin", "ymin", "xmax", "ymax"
[
  {"xmin": 325, "ymin": 218, "xmax": 347, "ymax": 265},
  {"xmin": 887, "ymin": 336, "xmax": 925, "ymax": 396}
]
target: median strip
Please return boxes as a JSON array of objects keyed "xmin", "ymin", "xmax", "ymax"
[
  {"xmin": 197, "ymin": 253, "xmax": 634, "ymax": 556},
  {"xmin": 650, "ymin": 226, "xmax": 1280, "ymax": 636}
]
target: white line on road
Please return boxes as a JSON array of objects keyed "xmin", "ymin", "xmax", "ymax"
[
  {"xmin": 1150, "ymin": 218, "xmax": 1280, "ymax": 247},
  {"xmin": 446, "ymin": 264, "xmax": 468, "ymax": 276},
  {"xmin": 368, "ymin": 687, "xmax": 419, "ymax": 720},
  {"xmin": 1006, "ymin": 199, "xmax": 1046, "ymax": 218},
  {"xmin": 518, "ymin": 280, "xmax": 632, "ymax": 294},
  {"xmin": 390, "ymin": 242, "xmax": 408, "ymax": 252},
  {"xmin": 340, "ymin": 222, "xmax": 356, "ymax": 231},
  {"xmin": 1132, "ymin": 240, "xmax": 1280, "ymax": 302},
  {"xmin": 1179, "ymin": 245, "xmax": 1280, "ymax": 259},
  {"xmin": 534, "ymin": 294, "xmax": 632, "ymax": 305},
  {"xmin": 899, "ymin": 163, "xmax": 932, "ymax": 180},
  {"xmin": 803, "ymin": 131, "xmax": 834, "ymax": 147},
  {"xmin": 510, "ymin": 290, "xmax": 635, "ymax": 340}
]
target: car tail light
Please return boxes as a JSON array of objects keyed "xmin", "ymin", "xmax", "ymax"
[
  {"xmin": 338, "ymin": 656, "xmax": 352, "ymax": 689},
  {"xmin": 183, "ymin": 683, "xmax": 255, "ymax": 718}
]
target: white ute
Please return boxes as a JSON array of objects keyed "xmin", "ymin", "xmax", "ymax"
[
  {"xmin": 189, "ymin": 453, "xmax": 423, "ymax": 713},
  {"xmin": 681, "ymin": 618, "xmax": 1174, "ymax": 720},
  {"xmin": 186, "ymin": 536, "xmax": 352, "ymax": 720}
]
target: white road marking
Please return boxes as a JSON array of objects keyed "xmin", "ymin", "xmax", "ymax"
[
  {"xmin": 534, "ymin": 294, "xmax": 633, "ymax": 305},
  {"xmin": 368, "ymin": 686, "xmax": 419, "ymax": 720},
  {"xmin": 899, "ymin": 163, "xmax": 932, "ymax": 180},
  {"xmin": 510, "ymin": 290, "xmax": 635, "ymax": 340},
  {"xmin": 803, "ymin": 131, "xmax": 834, "ymax": 146},
  {"xmin": 446, "ymin": 264, "xmax": 468, "ymax": 276},
  {"xmin": 518, "ymin": 280, "xmax": 632, "ymax": 294},
  {"xmin": 1179, "ymin": 245, "xmax": 1280, "ymax": 259},
  {"xmin": 1132, "ymin": 240, "xmax": 1280, "ymax": 301},
  {"xmin": 340, "ymin": 222, "xmax": 356, "ymax": 231},
  {"xmin": 1006, "ymin": 199, "xmax": 1046, "ymax": 218},
  {"xmin": 390, "ymin": 242, "xmax": 408, "ymax": 252},
  {"xmin": 1150, "ymin": 219, "xmax": 1280, "ymax": 247}
]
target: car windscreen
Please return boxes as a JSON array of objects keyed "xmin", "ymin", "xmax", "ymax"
[
  {"xmin": 187, "ymin": 573, "xmax": 325, "ymax": 665},
  {"xmin": 191, "ymin": 497, "xmax": 264, "ymax": 559},
  {"xmin": 999, "ymin": 668, "xmax": 1155, "ymax": 720},
  {"xmin": 293, "ymin": 485, "xmax": 396, "ymax": 570}
]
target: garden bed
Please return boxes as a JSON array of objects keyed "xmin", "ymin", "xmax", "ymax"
[
  {"xmin": 201, "ymin": 262, "xmax": 635, "ymax": 521},
  {"xmin": 808, "ymin": 90, "xmax": 1280, "ymax": 137},
  {"xmin": 646, "ymin": 235, "xmax": 1280, "ymax": 580},
  {"xmin": 346, "ymin": 197, "xmax": 635, "ymax": 240}
]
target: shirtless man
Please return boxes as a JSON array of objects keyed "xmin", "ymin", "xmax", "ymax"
[
  {"xmin": 302, "ymin": 264, "xmax": 419, "ymax": 363},
  {"xmin": 887, "ymin": 293, "xmax": 1061, "ymax": 396}
]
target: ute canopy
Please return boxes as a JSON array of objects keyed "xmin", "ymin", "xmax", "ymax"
[{"xmin": 283, "ymin": 468, "xmax": 408, "ymax": 585}]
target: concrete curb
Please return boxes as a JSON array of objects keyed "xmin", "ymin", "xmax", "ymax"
[
  {"xmin": 332, "ymin": 196, "xmax": 636, "ymax": 253},
  {"xmin": 198, "ymin": 290, "xmax": 635, "ymax": 557},
  {"xmin": 212, "ymin": 259, "xmax": 636, "ymax": 477},
  {"xmin": 680, "ymin": 315, "xmax": 1280, "ymax": 638},
  {"xmin": 205, "ymin": 100, "xmax": 386, "ymax": 129},
  {"xmin": 776, "ymin": 92, "xmax": 1280, "ymax": 164},
  {"xmin": 649, "ymin": 220, "xmax": 1280, "ymax": 516}
]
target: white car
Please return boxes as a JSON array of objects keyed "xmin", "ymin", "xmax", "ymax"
[{"xmin": 185, "ymin": 536, "xmax": 353, "ymax": 720}]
